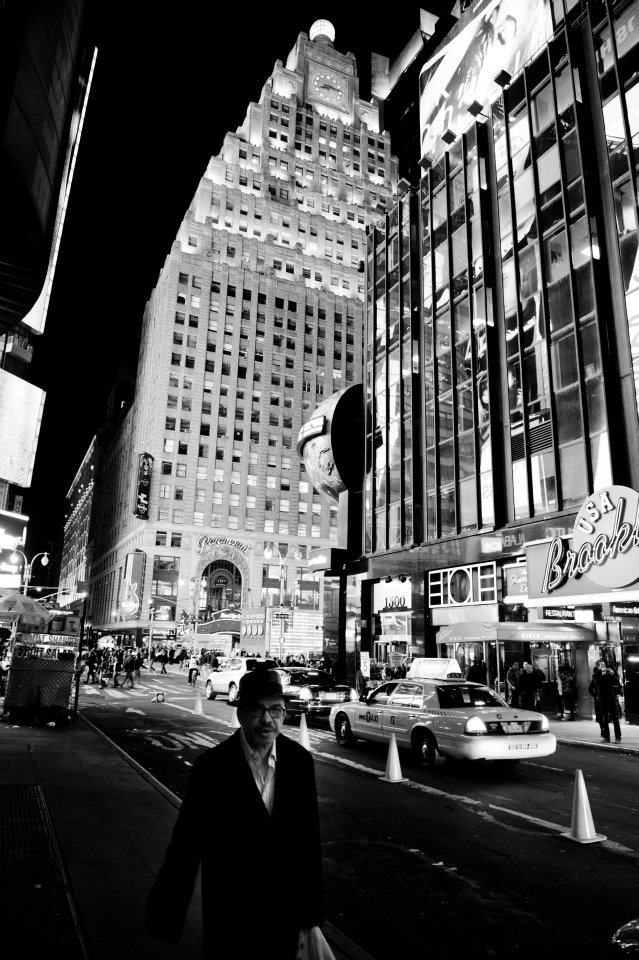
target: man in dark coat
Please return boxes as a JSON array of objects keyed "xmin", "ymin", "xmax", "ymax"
[
  {"xmin": 591, "ymin": 663, "xmax": 622, "ymax": 743},
  {"xmin": 516, "ymin": 663, "xmax": 539, "ymax": 710},
  {"xmin": 146, "ymin": 669, "xmax": 324, "ymax": 959}
]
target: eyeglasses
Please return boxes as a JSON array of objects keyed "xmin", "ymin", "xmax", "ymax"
[{"xmin": 244, "ymin": 704, "xmax": 286, "ymax": 720}]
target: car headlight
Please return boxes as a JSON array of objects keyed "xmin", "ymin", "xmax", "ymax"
[
  {"xmin": 465, "ymin": 716, "xmax": 487, "ymax": 735},
  {"xmin": 349, "ymin": 687, "xmax": 358, "ymax": 701},
  {"xmin": 540, "ymin": 715, "xmax": 549, "ymax": 731},
  {"xmin": 299, "ymin": 686, "xmax": 312, "ymax": 701}
]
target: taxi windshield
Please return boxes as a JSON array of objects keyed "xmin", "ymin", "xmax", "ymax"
[{"xmin": 436, "ymin": 685, "xmax": 506, "ymax": 709}]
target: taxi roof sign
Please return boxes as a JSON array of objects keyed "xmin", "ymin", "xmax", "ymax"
[{"xmin": 408, "ymin": 658, "xmax": 463, "ymax": 680}]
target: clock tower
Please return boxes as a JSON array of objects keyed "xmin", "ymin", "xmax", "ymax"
[{"xmin": 305, "ymin": 20, "xmax": 351, "ymax": 116}]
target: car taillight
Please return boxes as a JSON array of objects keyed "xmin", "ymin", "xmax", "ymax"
[
  {"xmin": 299, "ymin": 686, "xmax": 312, "ymax": 701},
  {"xmin": 540, "ymin": 715, "xmax": 549, "ymax": 731},
  {"xmin": 349, "ymin": 688, "xmax": 358, "ymax": 701},
  {"xmin": 465, "ymin": 716, "xmax": 487, "ymax": 735}
]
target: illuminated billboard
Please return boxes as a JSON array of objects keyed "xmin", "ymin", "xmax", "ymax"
[
  {"xmin": 419, "ymin": 0, "xmax": 554, "ymax": 160},
  {"xmin": 134, "ymin": 453, "xmax": 153, "ymax": 519},
  {"xmin": 0, "ymin": 370, "xmax": 45, "ymax": 487}
]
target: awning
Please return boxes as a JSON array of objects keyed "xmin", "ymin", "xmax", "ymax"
[{"xmin": 437, "ymin": 621, "xmax": 595, "ymax": 644}]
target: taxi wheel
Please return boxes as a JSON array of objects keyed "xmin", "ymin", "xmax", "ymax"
[
  {"xmin": 335, "ymin": 713, "xmax": 356, "ymax": 747},
  {"xmin": 205, "ymin": 681, "xmax": 217, "ymax": 701},
  {"xmin": 228, "ymin": 683, "xmax": 238, "ymax": 703},
  {"xmin": 413, "ymin": 731, "xmax": 440, "ymax": 770}
]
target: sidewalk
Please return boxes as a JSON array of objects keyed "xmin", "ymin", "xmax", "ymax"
[
  {"xmin": 0, "ymin": 710, "xmax": 371, "ymax": 960},
  {"xmin": 549, "ymin": 717, "xmax": 639, "ymax": 755}
]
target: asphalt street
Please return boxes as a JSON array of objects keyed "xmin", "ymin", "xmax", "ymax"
[{"xmin": 79, "ymin": 669, "xmax": 639, "ymax": 959}]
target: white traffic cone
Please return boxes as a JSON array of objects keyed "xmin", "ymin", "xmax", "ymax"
[
  {"xmin": 194, "ymin": 690, "xmax": 203, "ymax": 715},
  {"xmin": 299, "ymin": 712, "xmax": 311, "ymax": 751},
  {"xmin": 230, "ymin": 707, "xmax": 241, "ymax": 729},
  {"xmin": 379, "ymin": 733, "xmax": 408, "ymax": 783},
  {"xmin": 561, "ymin": 769, "xmax": 606, "ymax": 843}
]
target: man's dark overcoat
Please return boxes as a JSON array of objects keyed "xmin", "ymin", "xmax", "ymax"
[{"xmin": 146, "ymin": 730, "xmax": 324, "ymax": 959}]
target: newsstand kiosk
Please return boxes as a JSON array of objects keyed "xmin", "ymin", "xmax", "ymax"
[{"xmin": 3, "ymin": 614, "xmax": 80, "ymax": 722}]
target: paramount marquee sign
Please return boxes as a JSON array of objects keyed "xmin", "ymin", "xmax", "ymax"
[
  {"xmin": 526, "ymin": 486, "xmax": 639, "ymax": 603},
  {"xmin": 195, "ymin": 536, "xmax": 250, "ymax": 555}
]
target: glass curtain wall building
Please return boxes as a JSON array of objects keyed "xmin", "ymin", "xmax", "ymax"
[{"xmin": 350, "ymin": 0, "xmax": 639, "ymax": 712}]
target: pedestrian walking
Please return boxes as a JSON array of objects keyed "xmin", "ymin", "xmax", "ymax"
[
  {"xmin": 532, "ymin": 664, "xmax": 546, "ymax": 710},
  {"xmin": 159, "ymin": 651, "xmax": 168, "ymax": 675},
  {"xmin": 149, "ymin": 645, "xmax": 156, "ymax": 672},
  {"xmin": 591, "ymin": 662, "xmax": 622, "ymax": 743},
  {"xmin": 135, "ymin": 651, "xmax": 143, "ymax": 683},
  {"xmin": 561, "ymin": 666, "xmax": 577, "ymax": 720},
  {"xmin": 123, "ymin": 653, "xmax": 136, "ymax": 688},
  {"xmin": 187, "ymin": 654, "xmax": 199, "ymax": 687},
  {"xmin": 85, "ymin": 651, "xmax": 98, "ymax": 684},
  {"xmin": 516, "ymin": 663, "xmax": 540, "ymax": 711},
  {"xmin": 146, "ymin": 669, "xmax": 324, "ymax": 958},
  {"xmin": 506, "ymin": 661, "xmax": 521, "ymax": 707},
  {"xmin": 589, "ymin": 660, "xmax": 608, "ymax": 738},
  {"xmin": 466, "ymin": 659, "xmax": 487, "ymax": 685},
  {"xmin": 100, "ymin": 653, "xmax": 112, "ymax": 690}
]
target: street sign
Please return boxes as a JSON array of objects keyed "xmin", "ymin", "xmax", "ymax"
[{"xmin": 274, "ymin": 612, "xmax": 291, "ymax": 620}]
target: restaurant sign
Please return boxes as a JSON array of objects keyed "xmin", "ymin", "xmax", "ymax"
[{"xmin": 527, "ymin": 486, "xmax": 639, "ymax": 600}]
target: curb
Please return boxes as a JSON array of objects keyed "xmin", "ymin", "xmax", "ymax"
[
  {"xmin": 556, "ymin": 736, "xmax": 639, "ymax": 757},
  {"xmin": 78, "ymin": 711, "xmax": 376, "ymax": 960},
  {"xmin": 78, "ymin": 712, "xmax": 181, "ymax": 809}
]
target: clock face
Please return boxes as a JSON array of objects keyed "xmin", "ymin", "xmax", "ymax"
[{"xmin": 311, "ymin": 70, "xmax": 346, "ymax": 106}]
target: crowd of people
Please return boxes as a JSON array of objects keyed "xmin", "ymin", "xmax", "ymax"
[
  {"xmin": 57, "ymin": 642, "xmax": 629, "ymax": 746},
  {"xmin": 504, "ymin": 660, "xmax": 579, "ymax": 716}
]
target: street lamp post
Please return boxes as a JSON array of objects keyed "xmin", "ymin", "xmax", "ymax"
[
  {"xmin": 264, "ymin": 543, "xmax": 285, "ymax": 662},
  {"xmin": 10, "ymin": 549, "xmax": 49, "ymax": 594},
  {"xmin": 148, "ymin": 600, "xmax": 154, "ymax": 665}
]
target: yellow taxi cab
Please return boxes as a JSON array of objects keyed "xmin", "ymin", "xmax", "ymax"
[{"xmin": 328, "ymin": 677, "xmax": 556, "ymax": 768}]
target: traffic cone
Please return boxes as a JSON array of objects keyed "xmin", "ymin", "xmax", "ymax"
[
  {"xmin": 561, "ymin": 769, "xmax": 606, "ymax": 843},
  {"xmin": 230, "ymin": 707, "xmax": 241, "ymax": 729},
  {"xmin": 379, "ymin": 733, "xmax": 408, "ymax": 783},
  {"xmin": 299, "ymin": 712, "xmax": 311, "ymax": 751},
  {"xmin": 194, "ymin": 690, "xmax": 203, "ymax": 715}
]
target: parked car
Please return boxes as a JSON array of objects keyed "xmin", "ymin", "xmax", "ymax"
[
  {"xmin": 276, "ymin": 667, "xmax": 355, "ymax": 722},
  {"xmin": 204, "ymin": 656, "xmax": 278, "ymax": 702},
  {"xmin": 328, "ymin": 677, "xmax": 556, "ymax": 769}
]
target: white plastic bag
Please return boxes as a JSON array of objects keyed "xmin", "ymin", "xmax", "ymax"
[{"xmin": 296, "ymin": 926, "xmax": 337, "ymax": 960}]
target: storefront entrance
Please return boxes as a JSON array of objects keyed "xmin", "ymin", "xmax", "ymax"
[{"xmin": 437, "ymin": 621, "xmax": 596, "ymax": 715}]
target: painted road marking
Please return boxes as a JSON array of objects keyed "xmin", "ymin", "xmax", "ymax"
[
  {"xmin": 164, "ymin": 701, "xmax": 238, "ymax": 728},
  {"xmin": 312, "ymin": 750, "xmax": 636, "ymax": 857},
  {"xmin": 523, "ymin": 761, "xmax": 565, "ymax": 772}
]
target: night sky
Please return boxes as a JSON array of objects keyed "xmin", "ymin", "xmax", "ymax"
[{"xmin": 26, "ymin": 1, "xmax": 443, "ymax": 576}]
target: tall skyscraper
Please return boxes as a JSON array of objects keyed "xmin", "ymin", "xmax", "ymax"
[{"xmin": 80, "ymin": 20, "xmax": 397, "ymax": 656}]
